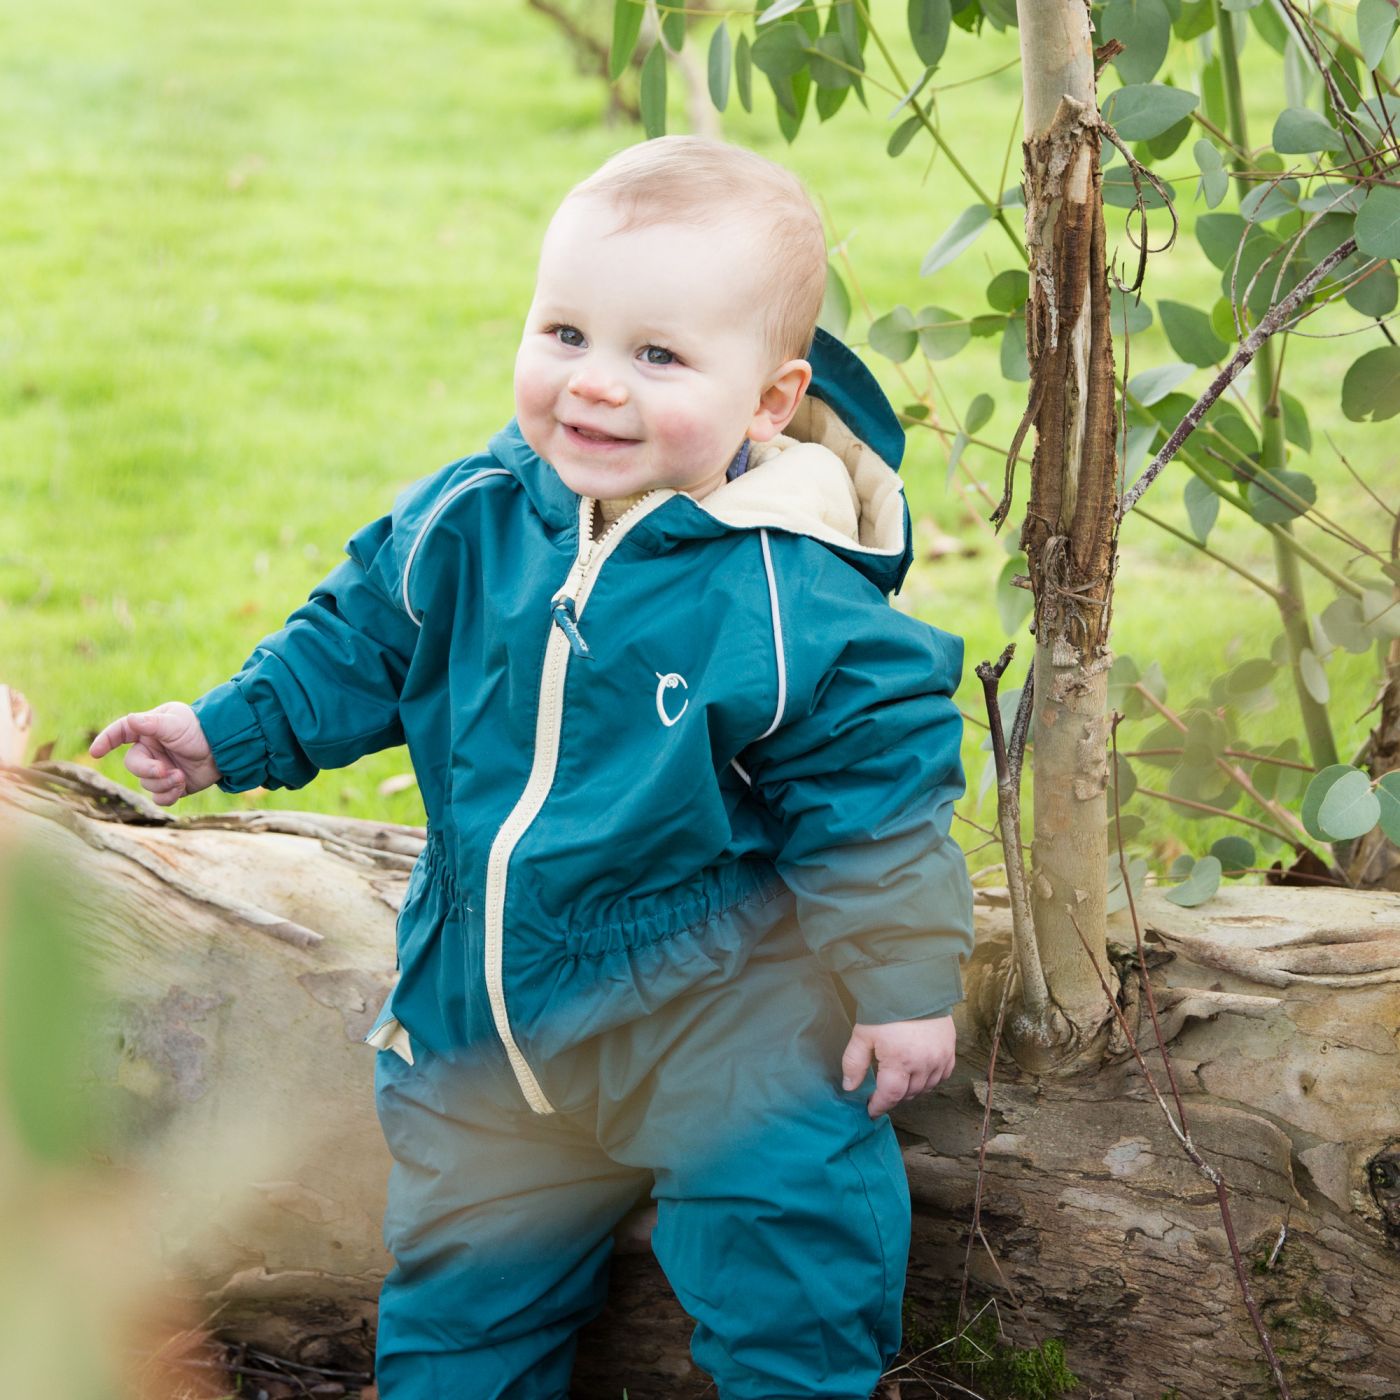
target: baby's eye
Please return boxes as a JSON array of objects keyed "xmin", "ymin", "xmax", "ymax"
[
  {"xmin": 552, "ymin": 325, "xmax": 585, "ymax": 347},
  {"xmin": 642, "ymin": 345, "xmax": 676, "ymax": 366}
]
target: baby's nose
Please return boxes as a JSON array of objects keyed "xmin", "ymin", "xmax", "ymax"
[{"xmin": 567, "ymin": 364, "xmax": 627, "ymax": 406}]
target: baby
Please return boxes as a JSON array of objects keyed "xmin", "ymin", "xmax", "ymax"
[{"xmin": 91, "ymin": 136, "xmax": 976, "ymax": 1400}]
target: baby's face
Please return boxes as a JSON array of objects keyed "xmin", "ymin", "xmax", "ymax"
[{"xmin": 513, "ymin": 196, "xmax": 789, "ymax": 504}]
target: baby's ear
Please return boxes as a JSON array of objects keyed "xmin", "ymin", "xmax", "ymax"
[{"xmin": 748, "ymin": 358, "xmax": 813, "ymax": 442}]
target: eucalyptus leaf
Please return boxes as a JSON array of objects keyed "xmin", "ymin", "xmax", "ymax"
[
  {"xmin": 1164, "ymin": 855, "xmax": 1222, "ymax": 907},
  {"xmin": 1341, "ymin": 346, "xmax": 1400, "ymax": 422},
  {"xmin": 1112, "ymin": 286, "xmax": 1154, "ymax": 334},
  {"xmin": 888, "ymin": 112, "xmax": 922, "ymax": 156},
  {"xmin": 945, "ymin": 429, "xmax": 969, "ymax": 487},
  {"xmin": 889, "ymin": 64, "xmax": 935, "ymax": 119},
  {"xmin": 1108, "ymin": 751, "xmax": 1138, "ymax": 806},
  {"xmin": 1301, "ymin": 763, "xmax": 1354, "ymax": 840},
  {"xmin": 1159, "ymin": 299, "xmax": 1229, "ymax": 366},
  {"xmin": 661, "ymin": 3, "xmax": 686, "ymax": 51},
  {"xmin": 1244, "ymin": 467, "xmax": 1316, "ymax": 524},
  {"xmin": 1102, "ymin": 165, "xmax": 1175, "ymax": 208},
  {"xmin": 1119, "ymin": 422, "xmax": 1157, "ymax": 485},
  {"xmin": 751, "ymin": 20, "xmax": 808, "ymax": 78},
  {"xmin": 805, "ymin": 33, "xmax": 857, "ymax": 88},
  {"xmin": 1184, "ymin": 474, "xmax": 1220, "ymax": 543},
  {"xmin": 610, "ymin": 0, "xmax": 645, "ymax": 80},
  {"xmin": 1271, "ymin": 107, "xmax": 1347, "ymax": 154},
  {"xmin": 1361, "ymin": 587, "xmax": 1400, "ymax": 641},
  {"xmin": 1249, "ymin": 0, "xmax": 1289, "ymax": 50},
  {"xmin": 966, "ymin": 392, "xmax": 995, "ymax": 434},
  {"xmin": 1299, "ymin": 646, "xmax": 1330, "ymax": 705},
  {"xmin": 1240, "ymin": 177, "xmax": 1300, "ymax": 223},
  {"xmin": 1348, "ymin": 94, "xmax": 1400, "ymax": 142},
  {"xmin": 708, "ymin": 23, "xmax": 732, "ymax": 110},
  {"xmin": 1210, "ymin": 836, "xmax": 1255, "ymax": 875},
  {"xmin": 1105, "ymin": 857, "xmax": 1149, "ymax": 916},
  {"xmin": 1101, "ymin": 83, "xmax": 1200, "ymax": 141},
  {"xmin": 996, "ymin": 554, "xmax": 1034, "ymax": 633},
  {"xmin": 640, "ymin": 42, "xmax": 667, "ymax": 137},
  {"xmin": 1377, "ymin": 771, "xmax": 1400, "ymax": 843},
  {"xmin": 819, "ymin": 264, "xmax": 851, "ymax": 338},
  {"xmin": 1345, "ymin": 260, "xmax": 1399, "ymax": 318},
  {"xmin": 1168, "ymin": 853, "xmax": 1196, "ymax": 881},
  {"xmin": 1321, "ymin": 594, "xmax": 1372, "ymax": 653},
  {"xmin": 1358, "ymin": 0, "xmax": 1399, "ymax": 71},
  {"xmin": 1317, "ymin": 768, "xmax": 1381, "ymax": 839},
  {"xmin": 735, "ymin": 32, "xmax": 754, "ymax": 111},
  {"xmin": 1298, "ymin": 185, "xmax": 1365, "ymax": 217},
  {"xmin": 986, "ymin": 269, "xmax": 1029, "ymax": 313},
  {"xmin": 1355, "ymin": 185, "xmax": 1400, "ymax": 260},
  {"xmin": 758, "ymin": 0, "xmax": 806, "ymax": 21},
  {"xmin": 920, "ymin": 204, "xmax": 994, "ymax": 275},
  {"xmin": 916, "ymin": 305, "xmax": 971, "ymax": 360},
  {"xmin": 1000, "ymin": 315, "xmax": 1029, "ymax": 381},
  {"xmin": 908, "ymin": 0, "xmax": 952, "ymax": 65},
  {"xmin": 869, "ymin": 304, "xmax": 918, "ymax": 361},
  {"xmin": 1099, "ymin": 0, "xmax": 1172, "ymax": 84},
  {"xmin": 1280, "ymin": 389, "xmax": 1312, "ymax": 452},
  {"xmin": 1107, "ymin": 653, "xmax": 1142, "ymax": 716},
  {"xmin": 1175, "ymin": 0, "xmax": 1216, "ymax": 39},
  {"xmin": 1128, "ymin": 362, "xmax": 1197, "ymax": 404},
  {"xmin": 1196, "ymin": 213, "xmax": 1248, "ymax": 269},
  {"xmin": 1193, "ymin": 138, "xmax": 1230, "ymax": 208}
]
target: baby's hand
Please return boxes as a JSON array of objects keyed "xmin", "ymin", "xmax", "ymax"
[
  {"xmin": 841, "ymin": 1014, "xmax": 956, "ymax": 1118},
  {"xmin": 89, "ymin": 702, "xmax": 222, "ymax": 807}
]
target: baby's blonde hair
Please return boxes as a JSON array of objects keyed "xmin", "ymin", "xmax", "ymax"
[{"xmin": 565, "ymin": 136, "xmax": 828, "ymax": 365}]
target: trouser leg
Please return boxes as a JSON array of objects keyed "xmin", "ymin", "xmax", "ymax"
[
  {"xmin": 372, "ymin": 1040, "xmax": 651, "ymax": 1400},
  {"xmin": 586, "ymin": 940, "xmax": 911, "ymax": 1400}
]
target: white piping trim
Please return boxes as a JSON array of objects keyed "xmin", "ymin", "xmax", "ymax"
[
  {"xmin": 400, "ymin": 468, "xmax": 512, "ymax": 625},
  {"xmin": 756, "ymin": 528, "xmax": 786, "ymax": 740},
  {"xmin": 730, "ymin": 758, "xmax": 752, "ymax": 786}
]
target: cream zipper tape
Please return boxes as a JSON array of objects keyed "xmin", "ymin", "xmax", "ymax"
[{"xmin": 483, "ymin": 489, "xmax": 673, "ymax": 1114}]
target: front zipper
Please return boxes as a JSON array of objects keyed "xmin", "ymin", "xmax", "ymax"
[{"xmin": 482, "ymin": 488, "xmax": 671, "ymax": 1114}]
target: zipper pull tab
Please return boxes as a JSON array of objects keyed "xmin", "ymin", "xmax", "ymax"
[{"xmin": 551, "ymin": 596, "xmax": 593, "ymax": 659}]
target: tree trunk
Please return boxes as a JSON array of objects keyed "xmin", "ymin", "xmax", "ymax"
[
  {"xmin": 4, "ymin": 764, "xmax": 1398, "ymax": 1397},
  {"xmin": 1012, "ymin": 0, "xmax": 1122, "ymax": 1057}
]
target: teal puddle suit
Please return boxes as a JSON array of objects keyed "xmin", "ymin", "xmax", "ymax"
[{"xmin": 190, "ymin": 330, "xmax": 976, "ymax": 1399}]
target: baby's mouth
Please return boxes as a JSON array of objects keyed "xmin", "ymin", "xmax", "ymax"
[{"xmin": 564, "ymin": 423, "xmax": 637, "ymax": 446}]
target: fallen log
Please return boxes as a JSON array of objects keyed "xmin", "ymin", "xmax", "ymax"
[{"xmin": 2, "ymin": 762, "xmax": 1397, "ymax": 1398}]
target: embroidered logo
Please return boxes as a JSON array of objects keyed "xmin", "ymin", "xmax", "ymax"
[{"xmin": 654, "ymin": 671, "xmax": 689, "ymax": 727}]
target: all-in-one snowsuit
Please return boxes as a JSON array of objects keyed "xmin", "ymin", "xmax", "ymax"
[{"xmin": 189, "ymin": 329, "xmax": 976, "ymax": 1400}]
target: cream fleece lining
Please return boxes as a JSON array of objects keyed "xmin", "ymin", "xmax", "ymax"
[{"xmin": 689, "ymin": 397, "xmax": 906, "ymax": 556}]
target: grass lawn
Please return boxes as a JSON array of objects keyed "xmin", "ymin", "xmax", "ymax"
[{"xmin": 3, "ymin": 0, "xmax": 1390, "ymax": 882}]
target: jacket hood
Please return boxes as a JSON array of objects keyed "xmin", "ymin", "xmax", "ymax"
[{"xmin": 489, "ymin": 328, "xmax": 915, "ymax": 594}]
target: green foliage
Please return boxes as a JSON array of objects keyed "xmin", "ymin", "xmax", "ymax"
[
  {"xmin": 898, "ymin": 1303, "xmax": 1079, "ymax": 1399},
  {"xmin": 639, "ymin": 41, "xmax": 668, "ymax": 137},
  {"xmin": 1341, "ymin": 346, "xmax": 1400, "ymax": 422},
  {"xmin": 609, "ymin": 0, "xmax": 644, "ymax": 80},
  {"xmin": 1100, "ymin": 82, "xmax": 1199, "ymax": 139},
  {"xmin": 1, "ymin": 845, "xmax": 103, "ymax": 1163},
  {"xmin": 1165, "ymin": 853, "xmax": 1222, "ymax": 905},
  {"xmin": 707, "ymin": 23, "xmax": 731, "ymax": 111}
]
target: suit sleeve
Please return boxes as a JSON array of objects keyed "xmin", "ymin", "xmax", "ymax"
[
  {"xmin": 188, "ymin": 507, "xmax": 420, "ymax": 794},
  {"xmin": 744, "ymin": 566, "xmax": 975, "ymax": 1024}
]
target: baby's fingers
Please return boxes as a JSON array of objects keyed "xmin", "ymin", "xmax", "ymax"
[
  {"xmin": 90, "ymin": 710, "xmax": 163, "ymax": 760},
  {"xmin": 144, "ymin": 774, "xmax": 187, "ymax": 806}
]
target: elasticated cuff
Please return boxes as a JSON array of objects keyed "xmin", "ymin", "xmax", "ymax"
[
  {"xmin": 188, "ymin": 680, "xmax": 271, "ymax": 794},
  {"xmin": 839, "ymin": 951, "xmax": 965, "ymax": 1025}
]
